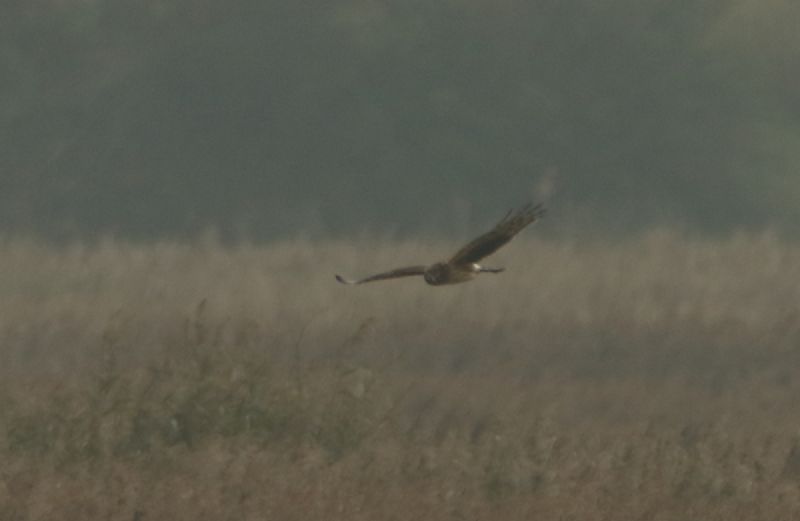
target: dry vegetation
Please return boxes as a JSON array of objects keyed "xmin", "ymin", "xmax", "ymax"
[{"xmin": 2, "ymin": 231, "xmax": 800, "ymax": 520}]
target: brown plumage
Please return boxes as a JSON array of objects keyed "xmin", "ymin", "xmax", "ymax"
[{"xmin": 335, "ymin": 203, "xmax": 545, "ymax": 286}]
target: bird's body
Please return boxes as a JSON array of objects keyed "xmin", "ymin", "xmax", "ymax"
[
  {"xmin": 424, "ymin": 261, "xmax": 478, "ymax": 286},
  {"xmin": 335, "ymin": 203, "xmax": 545, "ymax": 287},
  {"xmin": 422, "ymin": 262, "xmax": 504, "ymax": 286}
]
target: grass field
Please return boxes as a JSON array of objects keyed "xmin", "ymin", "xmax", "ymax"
[{"xmin": 2, "ymin": 231, "xmax": 800, "ymax": 520}]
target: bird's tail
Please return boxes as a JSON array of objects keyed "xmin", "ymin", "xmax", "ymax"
[{"xmin": 479, "ymin": 267, "xmax": 505, "ymax": 274}]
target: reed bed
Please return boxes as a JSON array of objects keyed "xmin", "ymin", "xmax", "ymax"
[{"xmin": 1, "ymin": 231, "xmax": 799, "ymax": 520}]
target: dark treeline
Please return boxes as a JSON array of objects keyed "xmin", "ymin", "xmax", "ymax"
[{"xmin": 2, "ymin": 0, "xmax": 798, "ymax": 239}]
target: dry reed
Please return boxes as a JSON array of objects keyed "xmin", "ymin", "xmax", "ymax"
[{"xmin": 1, "ymin": 231, "xmax": 799, "ymax": 520}]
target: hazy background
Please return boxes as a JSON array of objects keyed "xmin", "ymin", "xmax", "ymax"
[
  {"xmin": 5, "ymin": 4, "xmax": 800, "ymax": 517},
  {"xmin": 3, "ymin": 0, "xmax": 799, "ymax": 240}
]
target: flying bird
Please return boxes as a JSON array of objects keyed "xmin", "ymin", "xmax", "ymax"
[{"xmin": 335, "ymin": 203, "xmax": 545, "ymax": 286}]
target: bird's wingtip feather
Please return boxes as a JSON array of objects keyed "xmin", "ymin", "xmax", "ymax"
[{"xmin": 335, "ymin": 274, "xmax": 357, "ymax": 285}]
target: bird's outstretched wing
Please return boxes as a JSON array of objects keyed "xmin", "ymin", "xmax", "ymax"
[
  {"xmin": 335, "ymin": 265, "xmax": 427, "ymax": 285},
  {"xmin": 448, "ymin": 203, "xmax": 545, "ymax": 266}
]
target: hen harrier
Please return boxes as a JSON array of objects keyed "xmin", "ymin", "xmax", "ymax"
[{"xmin": 336, "ymin": 203, "xmax": 545, "ymax": 286}]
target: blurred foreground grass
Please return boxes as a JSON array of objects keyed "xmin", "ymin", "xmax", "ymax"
[{"xmin": 2, "ymin": 232, "xmax": 800, "ymax": 520}]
